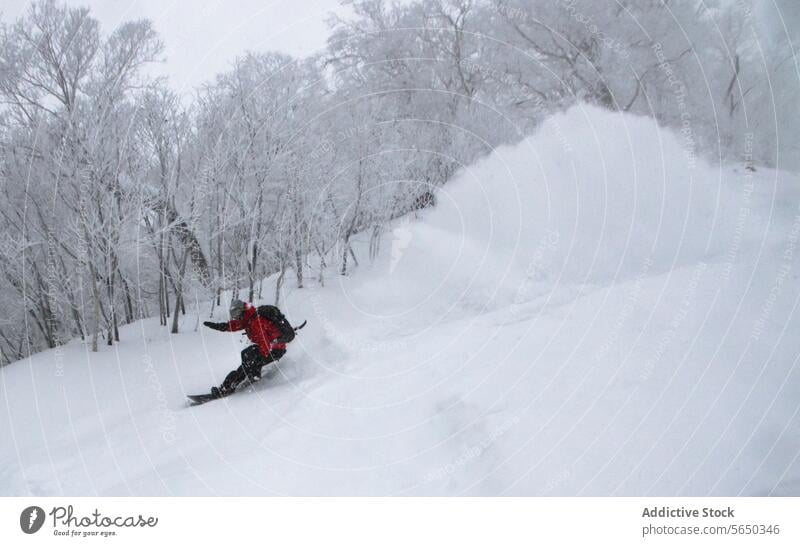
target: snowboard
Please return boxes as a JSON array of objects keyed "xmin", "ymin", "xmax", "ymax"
[
  {"xmin": 186, "ymin": 392, "xmax": 223, "ymax": 406},
  {"xmin": 186, "ymin": 361, "xmax": 288, "ymax": 406},
  {"xmin": 186, "ymin": 378, "xmax": 257, "ymax": 406}
]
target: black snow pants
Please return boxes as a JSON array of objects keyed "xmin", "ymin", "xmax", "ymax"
[{"xmin": 221, "ymin": 345, "xmax": 286, "ymax": 391}]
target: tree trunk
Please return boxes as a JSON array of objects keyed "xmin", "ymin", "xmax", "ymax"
[
  {"xmin": 170, "ymin": 290, "xmax": 182, "ymax": 334},
  {"xmin": 295, "ymin": 245, "xmax": 304, "ymax": 288},
  {"xmin": 170, "ymin": 243, "xmax": 190, "ymax": 334},
  {"xmin": 90, "ymin": 268, "xmax": 100, "ymax": 353},
  {"xmin": 274, "ymin": 257, "xmax": 286, "ymax": 306},
  {"xmin": 117, "ymin": 269, "xmax": 134, "ymax": 323}
]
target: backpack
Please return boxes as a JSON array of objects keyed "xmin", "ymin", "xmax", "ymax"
[{"xmin": 256, "ymin": 305, "xmax": 295, "ymax": 343}]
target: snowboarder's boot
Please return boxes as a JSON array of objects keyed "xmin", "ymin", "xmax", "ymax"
[{"xmin": 211, "ymin": 385, "xmax": 235, "ymax": 399}]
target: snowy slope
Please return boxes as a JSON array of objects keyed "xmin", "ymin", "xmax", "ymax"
[{"xmin": 2, "ymin": 105, "xmax": 800, "ymax": 495}]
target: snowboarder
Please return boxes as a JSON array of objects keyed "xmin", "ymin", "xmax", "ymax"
[{"xmin": 202, "ymin": 299, "xmax": 297, "ymax": 399}]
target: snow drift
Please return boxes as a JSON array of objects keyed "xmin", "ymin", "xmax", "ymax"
[
  {"xmin": 350, "ymin": 105, "xmax": 739, "ymax": 329},
  {"xmin": 2, "ymin": 105, "xmax": 799, "ymax": 495}
]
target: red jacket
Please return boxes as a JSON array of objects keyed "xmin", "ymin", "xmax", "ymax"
[{"xmin": 227, "ymin": 304, "xmax": 286, "ymax": 356}]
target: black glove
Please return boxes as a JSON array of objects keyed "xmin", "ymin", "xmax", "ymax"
[{"xmin": 203, "ymin": 321, "xmax": 228, "ymax": 332}]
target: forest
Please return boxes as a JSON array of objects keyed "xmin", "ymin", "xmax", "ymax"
[{"xmin": 0, "ymin": 0, "xmax": 796, "ymax": 363}]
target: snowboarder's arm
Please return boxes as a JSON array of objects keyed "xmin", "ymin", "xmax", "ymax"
[{"xmin": 203, "ymin": 321, "xmax": 240, "ymax": 332}]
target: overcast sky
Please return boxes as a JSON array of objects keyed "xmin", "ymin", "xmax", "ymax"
[
  {"xmin": 0, "ymin": 0, "xmax": 349, "ymax": 95},
  {"xmin": 1, "ymin": 1, "xmax": 796, "ymax": 97}
]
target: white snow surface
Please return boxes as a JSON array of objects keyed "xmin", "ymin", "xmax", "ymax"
[{"xmin": 2, "ymin": 105, "xmax": 800, "ymax": 495}]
